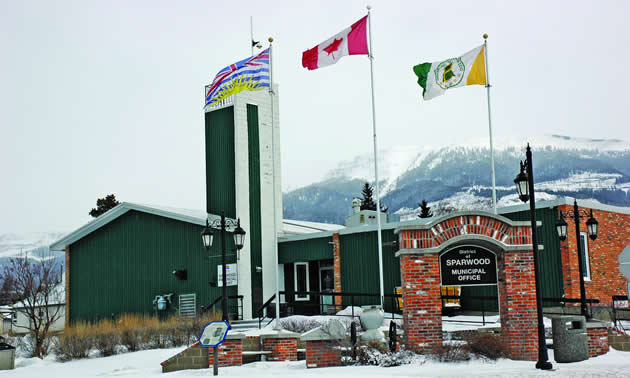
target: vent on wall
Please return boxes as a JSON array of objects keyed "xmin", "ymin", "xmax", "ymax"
[{"xmin": 179, "ymin": 293, "xmax": 196, "ymax": 318}]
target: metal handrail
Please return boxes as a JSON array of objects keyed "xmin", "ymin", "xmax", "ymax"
[
  {"xmin": 256, "ymin": 293, "xmax": 276, "ymax": 329},
  {"xmin": 203, "ymin": 295, "xmax": 244, "ymax": 320}
]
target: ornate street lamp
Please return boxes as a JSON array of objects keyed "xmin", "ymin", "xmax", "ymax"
[
  {"xmin": 513, "ymin": 144, "xmax": 552, "ymax": 370},
  {"xmin": 201, "ymin": 211, "xmax": 246, "ymax": 323},
  {"xmin": 556, "ymin": 201, "xmax": 599, "ymax": 318}
]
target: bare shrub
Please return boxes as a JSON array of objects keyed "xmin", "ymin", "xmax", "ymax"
[
  {"xmin": 280, "ymin": 317, "xmax": 323, "ymax": 333},
  {"xmin": 54, "ymin": 322, "xmax": 93, "ymax": 361},
  {"xmin": 93, "ymin": 319, "xmax": 120, "ymax": 357},
  {"xmin": 430, "ymin": 342, "xmax": 471, "ymax": 362},
  {"xmin": 464, "ymin": 332, "xmax": 506, "ymax": 360}
]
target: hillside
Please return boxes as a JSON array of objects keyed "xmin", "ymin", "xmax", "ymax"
[{"xmin": 283, "ymin": 135, "xmax": 630, "ymax": 224}]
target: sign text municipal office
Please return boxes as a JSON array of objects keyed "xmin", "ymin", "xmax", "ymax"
[{"xmin": 439, "ymin": 245, "xmax": 497, "ymax": 286}]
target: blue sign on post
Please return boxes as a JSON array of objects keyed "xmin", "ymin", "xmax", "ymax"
[{"xmin": 199, "ymin": 321, "xmax": 230, "ymax": 347}]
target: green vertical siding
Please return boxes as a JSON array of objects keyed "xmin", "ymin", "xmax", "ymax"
[
  {"xmin": 205, "ymin": 106, "xmax": 236, "ymax": 218},
  {"xmin": 247, "ymin": 104, "xmax": 263, "ymax": 315},
  {"xmin": 503, "ymin": 207, "xmax": 565, "ymax": 301},
  {"xmin": 339, "ymin": 229, "xmax": 401, "ymax": 313},
  {"xmin": 463, "ymin": 207, "xmax": 565, "ymax": 310},
  {"xmin": 278, "ymin": 236, "xmax": 333, "ymax": 264},
  {"xmin": 69, "ymin": 211, "xmax": 237, "ymax": 323}
]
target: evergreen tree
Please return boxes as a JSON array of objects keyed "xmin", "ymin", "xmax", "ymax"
[
  {"xmin": 418, "ymin": 199, "xmax": 433, "ymax": 218},
  {"xmin": 359, "ymin": 182, "xmax": 388, "ymax": 213},
  {"xmin": 360, "ymin": 182, "xmax": 376, "ymax": 211},
  {"xmin": 89, "ymin": 194, "xmax": 120, "ymax": 218}
]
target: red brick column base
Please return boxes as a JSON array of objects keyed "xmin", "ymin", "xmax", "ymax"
[
  {"xmin": 261, "ymin": 335, "xmax": 298, "ymax": 361},
  {"xmin": 587, "ymin": 325, "xmax": 609, "ymax": 357},
  {"xmin": 306, "ymin": 340, "xmax": 342, "ymax": 368},
  {"xmin": 207, "ymin": 338, "xmax": 243, "ymax": 367},
  {"xmin": 400, "ymin": 253, "xmax": 442, "ymax": 352},
  {"xmin": 498, "ymin": 249, "xmax": 538, "ymax": 361}
]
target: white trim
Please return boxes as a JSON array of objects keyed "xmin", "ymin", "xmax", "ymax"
[
  {"xmin": 294, "ymin": 262, "xmax": 310, "ymax": 301},
  {"xmin": 580, "ymin": 232, "xmax": 591, "ymax": 281}
]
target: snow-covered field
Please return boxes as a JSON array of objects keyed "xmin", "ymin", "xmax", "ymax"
[
  {"xmin": 3, "ymin": 345, "xmax": 629, "ymax": 377},
  {"xmin": 3, "ymin": 312, "xmax": 628, "ymax": 377}
]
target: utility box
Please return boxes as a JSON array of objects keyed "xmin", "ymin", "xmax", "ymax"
[
  {"xmin": 0, "ymin": 341, "xmax": 16, "ymax": 370},
  {"xmin": 552, "ymin": 315, "xmax": 588, "ymax": 362}
]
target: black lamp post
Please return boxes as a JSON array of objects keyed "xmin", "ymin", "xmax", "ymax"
[
  {"xmin": 513, "ymin": 144, "xmax": 552, "ymax": 370},
  {"xmin": 555, "ymin": 200, "xmax": 599, "ymax": 319},
  {"xmin": 201, "ymin": 211, "xmax": 246, "ymax": 323}
]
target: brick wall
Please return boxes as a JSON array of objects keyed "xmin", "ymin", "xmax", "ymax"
[
  {"xmin": 397, "ymin": 213, "xmax": 541, "ymax": 359},
  {"xmin": 207, "ymin": 338, "xmax": 243, "ymax": 367},
  {"xmin": 587, "ymin": 326, "xmax": 609, "ymax": 357},
  {"xmin": 498, "ymin": 250, "xmax": 538, "ymax": 361},
  {"xmin": 332, "ymin": 233, "xmax": 342, "ymax": 307},
  {"xmin": 305, "ymin": 340, "xmax": 342, "ymax": 368},
  {"xmin": 558, "ymin": 205, "xmax": 630, "ymax": 305},
  {"xmin": 400, "ymin": 254, "xmax": 442, "ymax": 352},
  {"xmin": 262, "ymin": 336, "xmax": 298, "ymax": 361}
]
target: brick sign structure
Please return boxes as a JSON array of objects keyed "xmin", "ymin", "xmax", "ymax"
[{"xmin": 395, "ymin": 212, "xmax": 540, "ymax": 360}]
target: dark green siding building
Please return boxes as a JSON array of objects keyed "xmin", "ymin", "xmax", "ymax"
[{"xmin": 52, "ymin": 203, "xmax": 238, "ymax": 323}]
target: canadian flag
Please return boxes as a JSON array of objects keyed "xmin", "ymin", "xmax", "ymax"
[{"xmin": 302, "ymin": 15, "xmax": 368, "ymax": 70}]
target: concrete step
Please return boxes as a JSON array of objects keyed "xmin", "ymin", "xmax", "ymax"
[{"xmin": 230, "ymin": 319, "xmax": 264, "ymax": 332}]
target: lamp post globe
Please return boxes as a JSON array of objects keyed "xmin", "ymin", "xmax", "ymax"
[
  {"xmin": 233, "ymin": 219, "xmax": 246, "ymax": 250},
  {"xmin": 514, "ymin": 162, "xmax": 529, "ymax": 203},
  {"xmin": 586, "ymin": 212, "xmax": 599, "ymax": 240},
  {"xmin": 555, "ymin": 217, "xmax": 568, "ymax": 241},
  {"xmin": 201, "ymin": 220, "xmax": 214, "ymax": 250}
]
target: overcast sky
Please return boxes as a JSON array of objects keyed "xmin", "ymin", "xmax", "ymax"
[{"xmin": 2, "ymin": 0, "xmax": 629, "ymax": 235}]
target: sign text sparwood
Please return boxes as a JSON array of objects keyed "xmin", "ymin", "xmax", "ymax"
[{"xmin": 440, "ymin": 246, "xmax": 497, "ymax": 286}]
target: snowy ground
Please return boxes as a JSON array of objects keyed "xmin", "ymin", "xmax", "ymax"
[
  {"xmin": 2, "ymin": 312, "xmax": 628, "ymax": 377},
  {"xmin": 3, "ymin": 347, "xmax": 629, "ymax": 378}
]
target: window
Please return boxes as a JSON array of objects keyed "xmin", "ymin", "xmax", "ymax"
[
  {"xmin": 579, "ymin": 232, "xmax": 591, "ymax": 281},
  {"xmin": 294, "ymin": 262, "xmax": 310, "ymax": 301}
]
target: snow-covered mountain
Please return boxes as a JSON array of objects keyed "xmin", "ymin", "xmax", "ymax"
[
  {"xmin": 283, "ymin": 135, "xmax": 630, "ymax": 224},
  {"xmin": 0, "ymin": 232, "xmax": 66, "ymax": 280}
]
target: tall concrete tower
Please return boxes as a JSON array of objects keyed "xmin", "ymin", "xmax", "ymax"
[{"xmin": 204, "ymin": 88, "xmax": 282, "ymax": 319}]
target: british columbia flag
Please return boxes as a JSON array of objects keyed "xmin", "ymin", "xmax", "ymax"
[{"xmin": 205, "ymin": 48, "xmax": 270, "ymax": 108}]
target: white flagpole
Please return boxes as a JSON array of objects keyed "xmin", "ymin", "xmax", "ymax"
[
  {"xmin": 250, "ymin": 17, "xmax": 254, "ymax": 56},
  {"xmin": 268, "ymin": 37, "xmax": 282, "ymax": 330},
  {"xmin": 483, "ymin": 34, "xmax": 497, "ymax": 214},
  {"xmin": 367, "ymin": 5, "xmax": 385, "ymax": 308}
]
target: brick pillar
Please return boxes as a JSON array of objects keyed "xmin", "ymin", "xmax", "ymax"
[
  {"xmin": 306, "ymin": 340, "xmax": 342, "ymax": 368},
  {"xmin": 332, "ymin": 233, "xmax": 342, "ymax": 307},
  {"xmin": 587, "ymin": 323, "xmax": 609, "ymax": 357},
  {"xmin": 207, "ymin": 337, "xmax": 244, "ymax": 367},
  {"xmin": 498, "ymin": 250, "xmax": 538, "ymax": 361},
  {"xmin": 400, "ymin": 253, "xmax": 442, "ymax": 352},
  {"xmin": 261, "ymin": 334, "xmax": 298, "ymax": 361}
]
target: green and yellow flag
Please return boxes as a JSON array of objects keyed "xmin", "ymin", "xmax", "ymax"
[{"xmin": 413, "ymin": 45, "xmax": 486, "ymax": 100}]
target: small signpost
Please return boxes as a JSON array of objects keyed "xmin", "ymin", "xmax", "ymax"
[{"xmin": 199, "ymin": 321, "xmax": 230, "ymax": 376}]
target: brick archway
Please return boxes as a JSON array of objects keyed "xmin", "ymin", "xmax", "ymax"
[{"xmin": 395, "ymin": 212, "xmax": 539, "ymax": 360}]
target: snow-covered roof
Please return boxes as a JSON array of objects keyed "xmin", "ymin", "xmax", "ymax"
[
  {"xmin": 11, "ymin": 282, "xmax": 65, "ymax": 309},
  {"xmin": 281, "ymin": 219, "xmax": 344, "ymax": 235},
  {"xmin": 50, "ymin": 202, "xmax": 345, "ymax": 251},
  {"xmin": 497, "ymin": 196, "xmax": 630, "ymax": 216}
]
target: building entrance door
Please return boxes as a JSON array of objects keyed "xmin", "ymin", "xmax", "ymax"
[{"xmin": 319, "ymin": 265, "xmax": 334, "ymax": 314}]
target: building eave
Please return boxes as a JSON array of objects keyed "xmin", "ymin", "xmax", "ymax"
[{"xmin": 49, "ymin": 202, "xmax": 224, "ymax": 251}]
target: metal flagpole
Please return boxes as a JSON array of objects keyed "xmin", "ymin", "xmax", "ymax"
[
  {"xmin": 268, "ymin": 37, "xmax": 282, "ymax": 330},
  {"xmin": 367, "ymin": 5, "xmax": 385, "ymax": 308},
  {"xmin": 483, "ymin": 34, "xmax": 498, "ymax": 214},
  {"xmin": 250, "ymin": 17, "xmax": 254, "ymax": 56}
]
